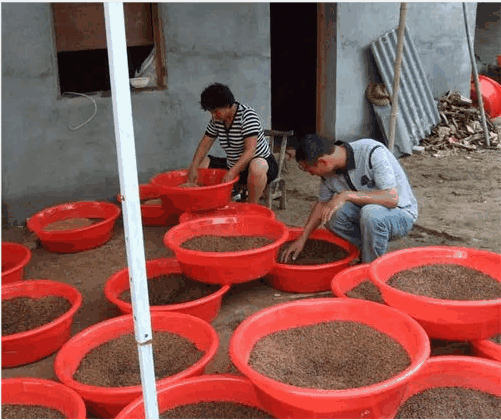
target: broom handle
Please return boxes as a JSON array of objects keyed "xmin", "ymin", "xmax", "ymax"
[
  {"xmin": 388, "ymin": 3, "xmax": 408, "ymax": 153},
  {"xmin": 463, "ymin": 2, "xmax": 490, "ymax": 147}
]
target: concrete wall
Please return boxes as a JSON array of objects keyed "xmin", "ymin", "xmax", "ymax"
[
  {"xmin": 331, "ymin": 2, "xmax": 477, "ymax": 142},
  {"xmin": 475, "ymin": 3, "xmax": 501, "ymax": 69},
  {"xmin": 2, "ymin": 3, "xmax": 271, "ymax": 225}
]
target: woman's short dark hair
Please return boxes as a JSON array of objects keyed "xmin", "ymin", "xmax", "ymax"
[
  {"xmin": 295, "ymin": 134, "xmax": 335, "ymax": 163},
  {"xmin": 200, "ymin": 83, "xmax": 235, "ymax": 111}
]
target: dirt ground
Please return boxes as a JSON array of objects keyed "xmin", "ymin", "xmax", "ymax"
[{"xmin": 2, "ymin": 143, "xmax": 501, "ymax": 416}]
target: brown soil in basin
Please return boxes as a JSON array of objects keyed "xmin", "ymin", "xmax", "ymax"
[
  {"xmin": 2, "ymin": 404, "xmax": 66, "ymax": 419},
  {"xmin": 346, "ymin": 280, "xmax": 385, "ymax": 304},
  {"xmin": 141, "ymin": 198, "xmax": 162, "ymax": 205},
  {"xmin": 181, "ymin": 236, "xmax": 274, "ymax": 252},
  {"xmin": 2, "ymin": 296, "xmax": 72, "ymax": 336},
  {"xmin": 248, "ymin": 321, "xmax": 411, "ymax": 390},
  {"xmin": 278, "ymin": 238, "xmax": 349, "ymax": 265},
  {"xmin": 160, "ymin": 402, "xmax": 274, "ymax": 419},
  {"xmin": 178, "ymin": 181, "xmax": 203, "ymax": 188},
  {"xmin": 119, "ymin": 274, "xmax": 221, "ymax": 306},
  {"xmin": 430, "ymin": 339, "xmax": 473, "ymax": 356},
  {"xmin": 43, "ymin": 218, "xmax": 103, "ymax": 232},
  {"xmin": 491, "ymin": 334, "xmax": 501, "ymax": 345},
  {"xmin": 73, "ymin": 331, "xmax": 204, "ymax": 387},
  {"xmin": 388, "ymin": 264, "xmax": 501, "ymax": 301},
  {"xmin": 394, "ymin": 387, "xmax": 501, "ymax": 418}
]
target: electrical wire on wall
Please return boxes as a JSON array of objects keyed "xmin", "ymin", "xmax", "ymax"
[{"xmin": 63, "ymin": 92, "xmax": 98, "ymax": 131}]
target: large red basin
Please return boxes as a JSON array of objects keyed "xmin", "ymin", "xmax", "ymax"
[{"xmin": 369, "ymin": 246, "xmax": 501, "ymax": 341}]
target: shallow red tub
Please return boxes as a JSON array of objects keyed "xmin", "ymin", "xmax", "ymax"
[
  {"xmin": 104, "ymin": 257, "xmax": 230, "ymax": 322},
  {"xmin": 116, "ymin": 184, "xmax": 181, "ymax": 226},
  {"xmin": 369, "ymin": 246, "xmax": 501, "ymax": 341},
  {"xmin": 164, "ymin": 215, "xmax": 289, "ymax": 284},
  {"xmin": 1, "ymin": 242, "xmax": 32, "ymax": 285},
  {"xmin": 331, "ymin": 263, "xmax": 374, "ymax": 298},
  {"xmin": 26, "ymin": 201, "xmax": 121, "ymax": 253},
  {"xmin": 2, "ymin": 280, "xmax": 82, "ymax": 368},
  {"xmin": 2, "ymin": 377, "xmax": 87, "ymax": 419},
  {"xmin": 54, "ymin": 312, "xmax": 219, "ymax": 419},
  {"xmin": 229, "ymin": 298, "xmax": 430, "ymax": 418},
  {"xmin": 179, "ymin": 202, "xmax": 276, "ymax": 224},
  {"xmin": 471, "ymin": 335, "xmax": 501, "ymax": 363},
  {"xmin": 115, "ymin": 374, "xmax": 275, "ymax": 419},
  {"xmin": 393, "ymin": 356, "xmax": 501, "ymax": 418},
  {"xmin": 151, "ymin": 168, "xmax": 238, "ymax": 212},
  {"xmin": 267, "ymin": 228, "xmax": 360, "ymax": 293}
]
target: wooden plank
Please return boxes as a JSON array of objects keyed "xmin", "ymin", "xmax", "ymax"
[
  {"xmin": 53, "ymin": 3, "xmax": 153, "ymax": 52},
  {"xmin": 316, "ymin": 3, "xmax": 328, "ymax": 136}
]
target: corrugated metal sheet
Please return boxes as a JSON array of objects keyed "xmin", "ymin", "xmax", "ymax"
[{"xmin": 370, "ymin": 27, "xmax": 441, "ymax": 150}]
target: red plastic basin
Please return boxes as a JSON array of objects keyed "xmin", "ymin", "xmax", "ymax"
[
  {"xmin": 2, "ymin": 377, "xmax": 86, "ymax": 419},
  {"xmin": 2, "ymin": 280, "xmax": 82, "ymax": 368},
  {"xmin": 26, "ymin": 201, "xmax": 121, "ymax": 253},
  {"xmin": 164, "ymin": 215, "xmax": 289, "ymax": 284},
  {"xmin": 151, "ymin": 168, "xmax": 238, "ymax": 212},
  {"xmin": 395, "ymin": 356, "xmax": 501, "ymax": 418},
  {"xmin": 369, "ymin": 246, "xmax": 501, "ymax": 341},
  {"xmin": 229, "ymin": 298, "xmax": 430, "ymax": 418},
  {"xmin": 54, "ymin": 312, "xmax": 219, "ymax": 418},
  {"xmin": 471, "ymin": 336, "xmax": 501, "ymax": 363},
  {"xmin": 179, "ymin": 202, "xmax": 276, "ymax": 224},
  {"xmin": 104, "ymin": 257, "xmax": 230, "ymax": 322},
  {"xmin": 1, "ymin": 242, "xmax": 32, "ymax": 285},
  {"xmin": 116, "ymin": 184, "xmax": 182, "ymax": 226},
  {"xmin": 331, "ymin": 264, "xmax": 374, "ymax": 298},
  {"xmin": 115, "ymin": 374, "xmax": 275, "ymax": 419},
  {"xmin": 267, "ymin": 228, "xmax": 360, "ymax": 293},
  {"xmin": 470, "ymin": 74, "xmax": 501, "ymax": 118}
]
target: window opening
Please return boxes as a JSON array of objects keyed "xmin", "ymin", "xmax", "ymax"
[{"xmin": 52, "ymin": 3, "xmax": 165, "ymax": 96}]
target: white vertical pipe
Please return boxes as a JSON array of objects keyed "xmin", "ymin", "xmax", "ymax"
[{"xmin": 103, "ymin": 3, "xmax": 159, "ymax": 419}]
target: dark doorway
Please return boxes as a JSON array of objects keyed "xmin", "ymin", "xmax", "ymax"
[{"xmin": 270, "ymin": 3, "xmax": 317, "ymax": 148}]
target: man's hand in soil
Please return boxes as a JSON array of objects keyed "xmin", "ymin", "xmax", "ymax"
[
  {"xmin": 187, "ymin": 166, "xmax": 199, "ymax": 184},
  {"xmin": 279, "ymin": 236, "xmax": 307, "ymax": 263}
]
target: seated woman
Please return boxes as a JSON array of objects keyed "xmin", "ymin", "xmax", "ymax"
[{"xmin": 187, "ymin": 83, "xmax": 278, "ymax": 203}]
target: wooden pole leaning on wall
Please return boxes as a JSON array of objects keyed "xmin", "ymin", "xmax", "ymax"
[
  {"xmin": 463, "ymin": 2, "xmax": 490, "ymax": 147},
  {"xmin": 388, "ymin": 3, "xmax": 408, "ymax": 153}
]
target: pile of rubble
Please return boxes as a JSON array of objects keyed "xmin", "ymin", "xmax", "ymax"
[{"xmin": 421, "ymin": 91, "xmax": 501, "ymax": 154}]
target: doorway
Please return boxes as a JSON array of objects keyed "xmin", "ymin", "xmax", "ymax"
[{"xmin": 270, "ymin": 3, "xmax": 318, "ymax": 147}]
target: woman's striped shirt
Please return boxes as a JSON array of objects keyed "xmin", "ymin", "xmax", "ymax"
[{"xmin": 205, "ymin": 102, "xmax": 271, "ymax": 168}]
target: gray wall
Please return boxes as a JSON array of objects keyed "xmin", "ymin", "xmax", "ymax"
[
  {"xmin": 330, "ymin": 2, "xmax": 477, "ymax": 142},
  {"xmin": 2, "ymin": 3, "xmax": 270, "ymax": 225},
  {"xmin": 475, "ymin": 3, "xmax": 501, "ymax": 69}
]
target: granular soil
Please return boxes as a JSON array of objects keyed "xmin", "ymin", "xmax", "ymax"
[
  {"xmin": 141, "ymin": 198, "xmax": 163, "ymax": 205},
  {"xmin": 1, "ymin": 404, "xmax": 66, "ymax": 419},
  {"xmin": 430, "ymin": 339, "xmax": 473, "ymax": 356},
  {"xmin": 159, "ymin": 402, "xmax": 274, "ymax": 419},
  {"xmin": 345, "ymin": 280, "xmax": 385, "ymax": 304},
  {"xmin": 387, "ymin": 263, "xmax": 501, "ymax": 301},
  {"xmin": 119, "ymin": 274, "xmax": 221, "ymax": 306},
  {"xmin": 2, "ymin": 296, "xmax": 72, "ymax": 336},
  {"xmin": 178, "ymin": 181, "xmax": 202, "ymax": 188},
  {"xmin": 43, "ymin": 217, "xmax": 103, "ymax": 232},
  {"xmin": 248, "ymin": 321, "xmax": 411, "ymax": 390},
  {"xmin": 278, "ymin": 239, "xmax": 349, "ymax": 265},
  {"xmin": 73, "ymin": 331, "xmax": 204, "ymax": 387},
  {"xmin": 394, "ymin": 386, "xmax": 501, "ymax": 419},
  {"xmin": 491, "ymin": 334, "xmax": 501, "ymax": 345},
  {"xmin": 181, "ymin": 236, "xmax": 274, "ymax": 252}
]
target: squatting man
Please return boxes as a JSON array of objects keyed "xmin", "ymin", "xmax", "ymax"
[{"xmin": 280, "ymin": 134, "xmax": 418, "ymax": 264}]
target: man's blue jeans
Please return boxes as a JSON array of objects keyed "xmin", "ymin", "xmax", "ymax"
[{"xmin": 327, "ymin": 202, "xmax": 415, "ymax": 263}]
